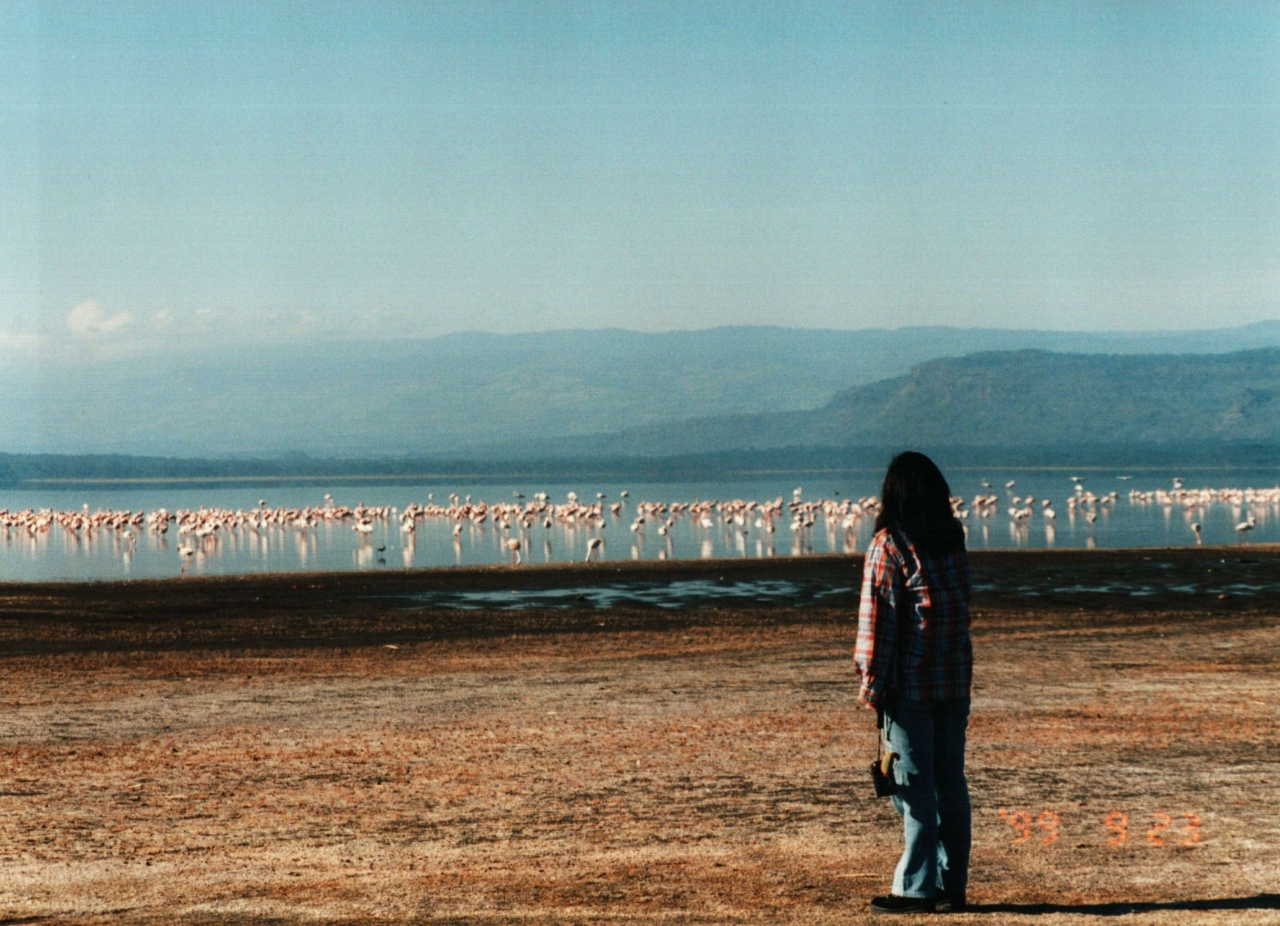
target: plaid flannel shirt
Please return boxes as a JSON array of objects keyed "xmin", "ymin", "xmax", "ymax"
[{"xmin": 854, "ymin": 527, "xmax": 973, "ymax": 708}]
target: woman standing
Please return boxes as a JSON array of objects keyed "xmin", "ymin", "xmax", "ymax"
[{"xmin": 855, "ymin": 451, "xmax": 973, "ymax": 914}]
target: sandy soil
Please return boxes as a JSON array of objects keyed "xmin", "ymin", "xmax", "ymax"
[{"xmin": 0, "ymin": 549, "xmax": 1277, "ymax": 924}]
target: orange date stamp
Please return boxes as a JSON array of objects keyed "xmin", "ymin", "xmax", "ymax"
[{"xmin": 998, "ymin": 808, "xmax": 1201, "ymax": 847}]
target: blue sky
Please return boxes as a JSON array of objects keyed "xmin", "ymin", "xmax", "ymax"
[{"xmin": 2, "ymin": 1, "xmax": 1278, "ymax": 346}]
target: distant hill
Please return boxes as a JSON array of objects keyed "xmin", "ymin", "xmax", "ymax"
[
  {"xmin": 2, "ymin": 322, "xmax": 1280, "ymax": 456},
  {"xmin": 589, "ymin": 348, "xmax": 1280, "ymax": 455},
  {"xmin": 6, "ymin": 346, "xmax": 1280, "ymax": 483}
]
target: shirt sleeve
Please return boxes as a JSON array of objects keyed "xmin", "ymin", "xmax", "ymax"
[{"xmin": 854, "ymin": 532, "xmax": 900, "ymax": 708}]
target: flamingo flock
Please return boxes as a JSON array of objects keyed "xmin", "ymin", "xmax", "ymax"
[
  {"xmin": 0, "ymin": 488, "xmax": 885, "ymax": 570},
  {"xmin": 393, "ymin": 489, "xmax": 885, "ymax": 561},
  {"xmin": 0, "ymin": 478, "xmax": 1276, "ymax": 575},
  {"xmin": 1127, "ymin": 483, "xmax": 1279, "ymax": 541},
  {"xmin": 959, "ymin": 478, "xmax": 1280, "ymax": 543}
]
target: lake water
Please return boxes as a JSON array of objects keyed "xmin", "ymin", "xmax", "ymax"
[{"xmin": 1, "ymin": 468, "xmax": 1277, "ymax": 582}]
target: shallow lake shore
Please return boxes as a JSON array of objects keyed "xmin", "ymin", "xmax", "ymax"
[
  {"xmin": 0, "ymin": 548, "xmax": 1277, "ymax": 923},
  {"xmin": 2, "ymin": 547, "xmax": 1280, "ymax": 654}
]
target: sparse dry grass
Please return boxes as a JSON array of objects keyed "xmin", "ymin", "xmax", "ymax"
[{"xmin": 0, "ymin": 553, "xmax": 1277, "ymax": 924}]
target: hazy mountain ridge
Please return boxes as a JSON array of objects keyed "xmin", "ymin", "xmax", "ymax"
[
  {"xmin": 3, "ymin": 322, "xmax": 1280, "ymax": 456},
  {"xmin": 6, "ymin": 344, "xmax": 1280, "ymax": 482},
  {"xmin": 588, "ymin": 347, "xmax": 1280, "ymax": 455}
]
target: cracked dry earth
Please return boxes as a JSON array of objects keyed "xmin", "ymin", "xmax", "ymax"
[{"xmin": 0, "ymin": 562, "xmax": 1278, "ymax": 924}]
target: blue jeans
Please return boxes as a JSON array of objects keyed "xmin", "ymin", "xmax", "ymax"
[{"xmin": 883, "ymin": 695, "xmax": 971, "ymax": 899}]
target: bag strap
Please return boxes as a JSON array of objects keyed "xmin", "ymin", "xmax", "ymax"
[{"xmin": 884, "ymin": 527, "xmax": 913, "ymax": 694}]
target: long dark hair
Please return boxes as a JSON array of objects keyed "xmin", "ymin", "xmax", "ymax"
[{"xmin": 874, "ymin": 451, "xmax": 964, "ymax": 556}]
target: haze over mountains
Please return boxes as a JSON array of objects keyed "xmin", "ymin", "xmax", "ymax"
[
  {"xmin": 3, "ymin": 321, "xmax": 1280, "ymax": 460},
  {"xmin": 590, "ymin": 348, "xmax": 1280, "ymax": 457}
]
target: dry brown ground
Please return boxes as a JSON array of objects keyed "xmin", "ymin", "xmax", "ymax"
[{"xmin": 0, "ymin": 550, "xmax": 1277, "ymax": 924}]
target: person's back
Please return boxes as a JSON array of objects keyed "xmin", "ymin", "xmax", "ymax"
[
  {"xmin": 855, "ymin": 527, "xmax": 972, "ymax": 709},
  {"xmin": 853, "ymin": 451, "xmax": 973, "ymax": 915}
]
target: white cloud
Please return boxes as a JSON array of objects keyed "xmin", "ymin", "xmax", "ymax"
[{"xmin": 66, "ymin": 299, "xmax": 133, "ymax": 338}]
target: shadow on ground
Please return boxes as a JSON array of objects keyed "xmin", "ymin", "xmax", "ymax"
[{"xmin": 971, "ymin": 893, "xmax": 1280, "ymax": 916}]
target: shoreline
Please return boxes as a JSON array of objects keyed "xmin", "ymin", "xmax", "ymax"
[
  {"xmin": 1, "ymin": 546, "xmax": 1277, "ymax": 658},
  {"xmin": 2, "ymin": 543, "xmax": 1277, "ymax": 592}
]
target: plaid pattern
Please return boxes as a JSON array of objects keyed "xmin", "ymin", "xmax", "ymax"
[{"xmin": 854, "ymin": 527, "xmax": 972, "ymax": 708}]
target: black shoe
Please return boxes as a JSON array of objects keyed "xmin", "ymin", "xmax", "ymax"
[
  {"xmin": 935, "ymin": 893, "xmax": 967, "ymax": 913},
  {"xmin": 871, "ymin": 894, "xmax": 936, "ymax": 914}
]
